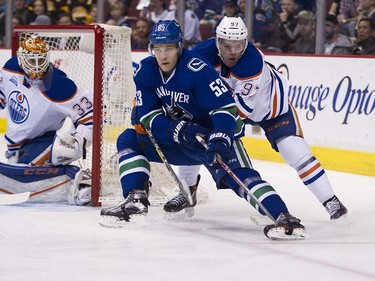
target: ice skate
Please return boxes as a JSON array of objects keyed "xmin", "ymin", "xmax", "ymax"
[
  {"xmin": 99, "ymin": 189, "xmax": 150, "ymax": 228},
  {"xmin": 163, "ymin": 175, "xmax": 200, "ymax": 218},
  {"xmin": 323, "ymin": 195, "xmax": 348, "ymax": 220},
  {"xmin": 263, "ymin": 212, "xmax": 306, "ymax": 240}
]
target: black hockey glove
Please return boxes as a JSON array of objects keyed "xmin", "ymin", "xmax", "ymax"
[
  {"xmin": 205, "ymin": 129, "xmax": 233, "ymax": 167},
  {"xmin": 168, "ymin": 119, "xmax": 209, "ymax": 148}
]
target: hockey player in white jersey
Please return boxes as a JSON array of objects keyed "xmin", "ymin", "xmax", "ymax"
[
  {"xmin": 164, "ymin": 16, "xmax": 347, "ymax": 220},
  {"xmin": 0, "ymin": 36, "xmax": 93, "ymax": 205},
  {"xmin": 100, "ymin": 19, "xmax": 306, "ymax": 240}
]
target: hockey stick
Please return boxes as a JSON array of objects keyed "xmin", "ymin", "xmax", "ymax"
[
  {"xmin": 0, "ymin": 192, "xmax": 30, "ymax": 205},
  {"xmin": 195, "ymin": 135, "xmax": 276, "ymax": 223},
  {"xmin": 145, "ymin": 128, "xmax": 193, "ymax": 205}
]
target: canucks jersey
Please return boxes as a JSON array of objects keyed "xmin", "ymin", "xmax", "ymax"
[
  {"xmin": 0, "ymin": 57, "xmax": 93, "ymax": 152},
  {"xmin": 133, "ymin": 48, "xmax": 244, "ymax": 144},
  {"xmin": 193, "ymin": 39, "xmax": 289, "ymax": 122}
]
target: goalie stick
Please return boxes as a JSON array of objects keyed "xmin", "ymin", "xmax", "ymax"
[
  {"xmin": 146, "ymin": 128, "xmax": 193, "ymax": 205},
  {"xmin": 195, "ymin": 135, "xmax": 276, "ymax": 223},
  {"xmin": 0, "ymin": 192, "xmax": 30, "ymax": 205}
]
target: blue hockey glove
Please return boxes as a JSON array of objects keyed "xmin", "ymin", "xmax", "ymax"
[
  {"xmin": 168, "ymin": 119, "xmax": 209, "ymax": 148},
  {"xmin": 205, "ymin": 129, "xmax": 233, "ymax": 166}
]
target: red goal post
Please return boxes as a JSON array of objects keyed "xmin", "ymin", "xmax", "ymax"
[
  {"xmin": 11, "ymin": 24, "xmax": 180, "ymax": 207},
  {"xmin": 12, "ymin": 24, "xmax": 135, "ymax": 206}
]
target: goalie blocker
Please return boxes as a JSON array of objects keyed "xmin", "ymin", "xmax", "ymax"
[{"xmin": 0, "ymin": 162, "xmax": 91, "ymax": 205}]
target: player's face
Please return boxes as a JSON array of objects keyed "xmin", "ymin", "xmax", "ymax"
[
  {"xmin": 153, "ymin": 44, "xmax": 179, "ymax": 74},
  {"xmin": 218, "ymin": 39, "xmax": 246, "ymax": 68}
]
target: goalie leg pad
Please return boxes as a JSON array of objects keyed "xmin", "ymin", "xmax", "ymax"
[{"xmin": 0, "ymin": 162, "xmax": 89, "ymax": 205}]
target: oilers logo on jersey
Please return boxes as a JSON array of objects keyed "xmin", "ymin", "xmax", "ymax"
[{"xmin": 8, "ymin": 91, "xmax": 30, "ymax": 124}]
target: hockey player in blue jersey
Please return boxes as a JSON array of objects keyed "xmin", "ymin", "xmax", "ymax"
[
  {"xmin": 99, "ymin": 19, "xmax": 306, "ymax": 240},
  {"xmin": 164, "ymin": 16, "xmax": 347, "ymax": 220},
  {"xmin": 0, "ymin": 36, "xmax": 93, "ymax": 205}
]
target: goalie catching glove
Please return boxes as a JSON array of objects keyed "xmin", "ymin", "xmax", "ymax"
[
  {"xmin": 51, "ymin": 117, "xmax": 92, "ymax": 165},
  {"xmin": 168, "ymin": 119, "xmax": 209, "ymax": 148}
]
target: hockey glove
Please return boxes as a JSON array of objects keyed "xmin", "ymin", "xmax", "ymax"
[
  {"xmin": 131, "ymin": 100, "xmax": 147, "ymax": 134},
  {"xmin": 168, "ymin": 119, "xmax": 209, "ymax": 148},
  {"xmin": 205, "ymin": 129, "xmax": 233, "ymax": 167}
]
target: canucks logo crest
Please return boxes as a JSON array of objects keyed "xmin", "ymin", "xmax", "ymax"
[
  {"xmin": 8, "ymin": 91, "xmax": 30, "ymax": 124},
  {"xmin": 157, "ymin": 23, "xmax": 167, "ymax": 31}
]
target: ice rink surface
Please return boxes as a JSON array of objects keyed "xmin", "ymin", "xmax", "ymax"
[{"xmin": 1, "ymin": 139, "xmax": 375, "ymax": 281}]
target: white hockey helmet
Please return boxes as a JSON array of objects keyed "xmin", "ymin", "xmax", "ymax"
[
  {"xmin": 216, "ymin": 16, "xmax": 248, "ymax": 41},
  {"xmin": 216, "ymin": 17, "xmax": 248, "ymax": 64},
  {"xmin": 17, "ymin": 36, "xmax": 50, "ymax": 80}
]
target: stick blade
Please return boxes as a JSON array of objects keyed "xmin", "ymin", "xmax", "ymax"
[{"xmin": 0, "ymin": 192, "xmax": 30, "ymax": 205}]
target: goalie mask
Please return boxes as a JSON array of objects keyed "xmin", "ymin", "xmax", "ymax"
[
  {"xmin": 17, "ymin": 36, "xmax": 50, "ymax": 80},
  {"xmin": 148, "ymin": 20, "xmax": 183, "ymax": 56}
]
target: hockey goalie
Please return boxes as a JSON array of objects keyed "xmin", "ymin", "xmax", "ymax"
[{"xmin": 0, "ymin": 36, "xmax": 92, "ymax": 205}]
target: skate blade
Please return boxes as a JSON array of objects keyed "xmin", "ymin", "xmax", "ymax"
[
  {"xmin": 265, "ymin": 227, "xmax": 307, "ymax": 240},
  {"xmin": 99, "ymin": 214, "xmax": 147, "ymax": 228},
  {"xmin": 164, "ymin": 207, "xmax": 195, "ymax": 221},
  {"xmin": 331, "ymin": 213, "xmax": 352, "ymax": 225}
]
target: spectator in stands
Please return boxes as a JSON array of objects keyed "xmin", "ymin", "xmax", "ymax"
[
  {"xmin": 237, "ymin": 0, "xmax": 271, "ymax": 48},
  {"xmin": 195, "ymin": 0, "xmax": 226, "ymax": 20},
  {"xmin": 211, "ymin": 0, "xmax": 240, "ymax": 37},
  {"xmin": 252, "ymin": 0, "xmax": 278, "ymax": 21},
  {"xmin": 14, "ymin": 0, "xmax": 34, "ymax": 25},
  {"xmin": 332, "ymin": 0, "xmax": 359, "ymax": 37},
  {"xmin": 199, "ymin": 9, "xmax": 218, "ymax": 31},
  {"xmin": 292, "ymin": 10, "xmax": 316, "ymax": 54},
  {"xmin": 12, "ymin": 15, "xmax": 24, "ymax": 27},
  {"xmin": 357, "ymin": 0, "xmax": 375, "ymax": 26},
  {"xmin": 324, "ymin": 14, "xmax": 354, "ymax": 54},
  {"xmin": 263, "ymin": 0, "xmax": 299, "ymax": 52},
  {"xmin": 184, "ymin": 0, "xmax": 202, "ymax": 49},
  {"xmin": 71, "ymin": 5, "xmax": 90, "ymax": 24},
  {"xmin": 143, "ymin": 0, "xmax": 176, "ymax": 25},
  {"xmin": 29, "ymin": 0, "xmax": 52, "ymax": 25},
  {"xmin": 221, "ymin": 0, "xmax": 239, "ymax": 18},
  {"xmin": 131, "ymin": 17, "xmax": 152, "ymax": 50},
  {"xmin": 352, "ymin": 17, "xmax": 375, "ymax": 54},
  {"xmin": 88, "ymin": 4, "xmax": 98, "ymax": 23},
  {"xmin": 57, "ymin": 12, "xmax": 74, "ymax": 25},
  {"xmin": 108, "ymin": 0, "xmax": 131, "ymax": 27}
]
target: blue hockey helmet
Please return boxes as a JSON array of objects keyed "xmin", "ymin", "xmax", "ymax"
[{"xmin": 149, "ymin": 20, "xmax": 183, "ymax": 46}]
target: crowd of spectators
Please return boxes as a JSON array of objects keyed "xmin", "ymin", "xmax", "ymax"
[{"xmin": 0, "ymin": 0, "xmax": 374, "ymax": 55}]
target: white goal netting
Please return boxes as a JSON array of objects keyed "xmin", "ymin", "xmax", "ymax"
[{"xmin": 13, "ymin": 24, "xmax": 180, "ymax": 206}]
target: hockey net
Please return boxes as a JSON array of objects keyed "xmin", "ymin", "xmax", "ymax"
[{"xmin": 11, "ymin": 24, "xmax": 181, "ymax": 206}]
